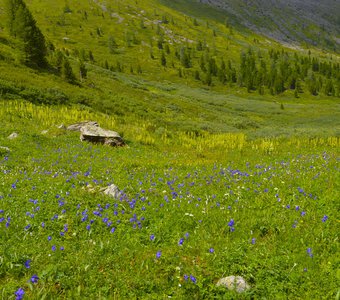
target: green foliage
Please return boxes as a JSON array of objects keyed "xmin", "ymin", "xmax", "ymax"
[
  {"xmin": 61, "ymin": 57, "xmax": 76, "ymax": 83},
  {"xmin": 5, "ymin": 0, "xmax": 47, "ymax": 67}
]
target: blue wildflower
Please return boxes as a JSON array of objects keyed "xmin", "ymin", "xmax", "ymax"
[
  {"xmin": 184, "ymin": 274, "xmax": 189, "ymax": 281},
  {"xmin": 15, "ymin": 287, "xmax": 24, "ymax": 300},
  {"xmin": 209, "ymin": 248, "xmax": 214, "ymax": 253},
  {"xmin": 190, "ymin": 275, "xmax": 197, "ymax": 284},
  {"xmin": 322, "ymin": 215, "xmax": 328, "ymax": 222},
  {"xmin": 24, "ymin": 260, "xmax": 31, "ymax": 269},
  {"xmin": 178, "ymin": 238, "xmax": 184, "ymax": 246},
  {"xmin": 251, "ymin": 238, "xmax": 256, "ymax": 244},
  {"xmin": 228, "ymin": 219, "xmax": 234, "ymax": 227},
  {"xmin": 110, "ymin": 227, "xmax": 116, "ymax": 233},
  {"xmin": 156, "ymin": 251, "xmax": 162, "ymax": 259},
  {"xmin": 30, "ymin": 274, "xmax": 39, "ymax": 284},
  {"xmin": 307, "ymin": 248, "xmax": 313, "ymax": 258},
  {"xmin": 150, "ymin": 234, "xmax": 155, "ymax": 241},
  {"xmin": 52, "ymin": 245, "xmax": 56, "ymax": 251}
]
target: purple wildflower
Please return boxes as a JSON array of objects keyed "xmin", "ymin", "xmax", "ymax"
[
  {"xmin": 156, "ymin": 251, "xmax": 162, "ymax": 258},
  {"xmin": 24, "ymin": 260, "xmax": 31, "ymax": 269},
  {"xmin": 322, "ymin": 215, "xmax": 328, "ymax": 222},
  {"xmin": 190, "ymin": 275, "xmax": 197, "ymax": 284},
  {"xmin": 178, "ymin": 238, "xmax": 184, "ymax": 246},
  {"xmin": 30, "ymin": 274, "xmax": 39, "ymax": 284},
  {"xmin": 15, "ymin": 288, "xmax": 24, "ymax": 300},
  {"xmin": 150, "ymin": 234, "xmax": 155, "ymax": 241}
]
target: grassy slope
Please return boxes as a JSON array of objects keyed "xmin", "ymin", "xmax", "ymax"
[
  {"xmin": 0, "ymin": 100, "xmax": 339, "ymax": 299},
  {"xmin": 0, "ymin": 1, "xmax": 339, "ymax": 298},
  {"xmin": 0, "ymin": 0, "xmax": 339, "ymax": 139}
]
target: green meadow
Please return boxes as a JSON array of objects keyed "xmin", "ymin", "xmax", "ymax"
[{"xmin": 0, "ymin": 0, "xmax": 339, "ymax": 298}]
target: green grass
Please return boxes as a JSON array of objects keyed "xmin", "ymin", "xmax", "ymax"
[
  {"xmin": 0, "ymin": 1, "xmax": 339, "ymax": 297},
  {"xmin": 0, "ymin": 100, "xmax": 339, "ymax": 299}
]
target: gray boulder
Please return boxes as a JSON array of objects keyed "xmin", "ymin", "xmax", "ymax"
[
  {"xmin": 67, "ymin": 121, "xmax": 98, "ymax": 131},
  {"xmin": 216, "ymin": 276, "xmax": 250, "ymax": 293},
  {"xmin": 80, "ymin": 125, "xmax": 124, "ymax": 147}
]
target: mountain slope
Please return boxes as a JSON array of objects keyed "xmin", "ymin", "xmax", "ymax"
[
  {"xmin": 191, "ymin": 0, "xmax": 340, "ymax": 51},
  {"xmin": 0, "ymin": 0, "xmax": 339, "ymax": 139}
]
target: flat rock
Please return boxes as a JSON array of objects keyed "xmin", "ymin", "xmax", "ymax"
[
  {"xmin": 67, "ymin": 121, "xmax": 98, "ymax": 131},
  {"xmin": 80, "ymin": 125, "xmax": 125, "ymax": 147},
  {"xmin": 7, "ymin": 132, "xmax": 18, "ymax": 139},
  {"xmin": 216, "ymin": 276, "xmax": 250, "ymax": 293}
]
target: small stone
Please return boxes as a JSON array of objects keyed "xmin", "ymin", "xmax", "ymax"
[
  {"xmin": 216, "ymin": 276, "xmax": 250, "ymax": 293},
  {"xmin": 102, "ymin": 184, "xmax": 121, "ymax": 199},
  {"xmin": 7, "ymin": 132, "xmax": 18, "ymax": 139},
  {"xmin": 0, "ymin": 146, "xmax": 10, "ymax": 152}
]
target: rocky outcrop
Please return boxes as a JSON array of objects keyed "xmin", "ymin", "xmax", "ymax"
[
  {"xmin": 80, "ymin": 124, "xmax": 125, "ymax": 147},
  {"xmin": 216, "ymin": 276, "xmax": 250, "ymax": 293}
]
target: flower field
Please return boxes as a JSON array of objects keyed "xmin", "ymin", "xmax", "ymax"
[{"xmin": 0, "ymin": 101, "xmax": 339, "ymax": 299}]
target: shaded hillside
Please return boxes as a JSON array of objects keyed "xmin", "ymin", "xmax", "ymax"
[{"xmin": 194, "ymin": 0, "xmax": 340, "ymax": 51}]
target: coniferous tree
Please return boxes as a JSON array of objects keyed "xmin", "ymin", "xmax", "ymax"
[
  {"xmin": 79, "ymin": 60, "xmax": 87, "ymax": 81},
  {"xmin": 160, "ymin": 51, "xmax": 166, "ymax": 67},
  {"xmin": 61, "ymin": 57, "xmax": 76, "ymax": 83},
  {"xmin": 108, "ymin": 35, "xmax": 118, "ymax": 54},
  {"xmin": 5, "ymin": 0, "xmax": 47, "ymax": 67}
]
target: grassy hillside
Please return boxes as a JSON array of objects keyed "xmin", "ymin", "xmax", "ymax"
[
  {"xmin": 0, "ymin": 1, "xmax": 339, "ymax": 298},
  {"xmin": 0, "ymin": 0, "xmax": 339, "ymax": 139}
]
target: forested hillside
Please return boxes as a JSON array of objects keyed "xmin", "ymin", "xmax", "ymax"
[{"xmin": 0, "ymin": 0, "xmax": 339, "ymax": 136}]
